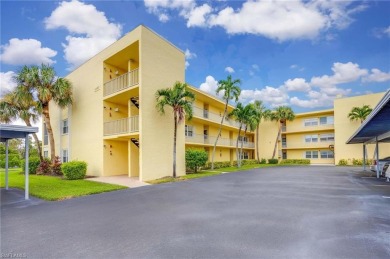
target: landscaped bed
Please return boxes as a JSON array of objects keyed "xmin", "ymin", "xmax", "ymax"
[{"xmin": 0, "ymin": 168, "xmax": 127, "ymax": 201}]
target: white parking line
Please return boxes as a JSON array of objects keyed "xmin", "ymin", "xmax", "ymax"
[{"xmin": 382, "ymin": 196, "xmax": 390, "ymax": 199}]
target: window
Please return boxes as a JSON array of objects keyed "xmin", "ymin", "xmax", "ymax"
[
  {"xmin": 321, "ymin": 151, "xmax": 334, "ymax": 158},
  {"xmin": 305, "ymin": 135, "xmax": 318, "ymax": 143},
  {"xmin": 282, "ymin": 137, "xmax": 287, "ymax": 148},
  {"xmin": 320, "ymin": 116, "xmax": 334, "ymax": 125},
  {"xmin": 43, "ymin": 124, "xmax": 48, "ymax": 145},
  {"xmin": 185, "ymin": 125, "xmax": 193, "ymax": 137},
  {"xmin": 62, "ymin": 149, "xmax": 68, "ymax": 163},
  {"xmin": 304, "ymin": 118, "xmax": 318, "ymax": 127},
  {"xmin": 282, "ymin": 152, "xmax": 287, "ymax": 159},
  {"xmin": 44, "ymin": 151, "xmax": 48, "ymax": 158},
  {"xmin": 62, "ymin": 119, "xmax": 68, "ymax": 134},
  {"xmin": 305, "ymin": 151, "xmax": 318, "ymax": 159},
  {"xmin": 240, "ymin": 151, "xmax": 249, "ymax": 160},
  {"xmin": 320, "ymin": 134, "xmax": 335, "ymax": 142}
]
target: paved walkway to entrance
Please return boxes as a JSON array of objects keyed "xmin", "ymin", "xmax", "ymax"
[
  {"xmin": 85, "ymin": 175, "xmax": 150, "ymax": 188},
  {"xmin": 2, "ymin": 166, "xmax": 389, "ymax": 258}
]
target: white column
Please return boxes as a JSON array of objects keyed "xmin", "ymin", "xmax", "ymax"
[
  {"xmin": 363, "ymin": 144, "xmax": 366, "ymax": 171},
  {"xmin": 375, "ymin": 137, "xmax": 380, "ymax": 179},
  {"xmin": 25, "ymin": 135, "xmax": 29, "ymax": 200},
  {"xmin": 5, "ymin": 139, "xmax": 9, "ymax": 190}
]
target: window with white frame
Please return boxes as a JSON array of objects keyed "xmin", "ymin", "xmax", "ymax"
[
  {"xmin": 305, "ymin": 150, "xmax": 318, "ymax": 159},
  {"xmin": 240, "ymin": 151, "xmax": 249, "ymax": 159},
  {"xmin": 320, "ymin": 134, "xmax": 334, "ymax": 142},
  {"xmin": 319, "ymin": 116, "xmax": 334, "ymax": 125},
  {"xmin": 185, "ymin": 125, "xmax": 193, "ymax": 137},
  {"xmin": 43, "ymin": 124, "xmax": 48, "ymax": 145},
  {"xmin": 304, "ymin": 118, "xmax": 318, "ymax": 127},
  {"xmin": 62, "ymin": 119, "xmax": 68, "ymax": 134},
  {"xmin": 320, "ymin": 151, "xmax": 334, "ymax": 158},
  {"xmin": 44, "ymin": 151, "xmax": 49, "ymax": 158},
  {"xmin": 305, "ymin": 134, "xmax": 318, "ymax": 143},
  {"xmin": 62, "ymin": 149, "xmax": 68, "ymax": 163}
]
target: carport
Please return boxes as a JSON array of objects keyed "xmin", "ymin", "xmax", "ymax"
[
  {"xmin": 0, "ymin": 124, "xmax": 39, "ymax": 199},
  {"xmin": 347, "ymin": 89, "xmax": 390, "ymax": 178}
]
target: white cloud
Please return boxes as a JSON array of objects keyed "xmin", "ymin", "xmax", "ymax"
[
  {"xmin": 283, "ymin": 78, "xmax": 310, "ymax": 92},
  {"xmin": 185, "ymin": 61, "xmax": 190, "ymax": 69},
  {"xmin": 225, "ymin": 66, "xmax": 235, "ymax": 73},
  {"xmin": 199, "ymin": 75, "xmax": 219, "ymax": 96},
  {"xmin": 0, "ymin": 71, "xmax": 16, "ymax": 97},
  {"xmin": 0, "ymin": 38, "xmax": 57, "ymax": 65},
  {"xmin": 240, "ymin": 86, "xmax": 289, "ymax": 107},
  {"xmin": 186, "ymin": 4, "xmax": 212, "ymax": 27},
  {"xmin": 310, "ymin": 62, "xmax": 368, "ymax": 88},
  {"xmin": 144, "ymin": 0, "xmax": 366, "ymax": 41},
  {"xmin": 185, "ymin": 48, "xmax": 197, "ymax": 59},
  {"xmin": 44, "ymin": 0, "xmax": 121, "ymax": 69},
  {"xmin": 252, "ymin": 64, "xmax": 259, "ymax": 71},
  {"xmin": 362, "ymin": 68, "xmax": 390, "ymax": 83}
]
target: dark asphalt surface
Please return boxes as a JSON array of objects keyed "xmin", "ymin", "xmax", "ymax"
[{"xmin": 1, "ymin": 166, "xmax": 390, "ymax": 258}]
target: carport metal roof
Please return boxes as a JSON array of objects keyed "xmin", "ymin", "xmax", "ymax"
[
  {"xmin": 0, "ymin": 124, "xmax": 39, "ymax": 200},
  {"xmin": 347, "ymin": 89, "xmax": 390, "ymax": 144}
]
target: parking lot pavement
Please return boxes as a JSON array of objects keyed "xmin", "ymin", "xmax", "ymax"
[{"xmin": 1, "ymin": 166, "xmax": 390, "ymax": 258}]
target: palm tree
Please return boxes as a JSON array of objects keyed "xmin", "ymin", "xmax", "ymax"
[
  {"xmin": 269, "ymin": 106, "xmax": 295, "ymax": 159},
  {"xmin": 211, "ymin": 75, "xmax": 241, "ymax": 169},
  {"xmin": 348, "ymin": 105, "xmax": 372, "ymax": 123},
  {"xmin": 0, "ymin": 90, "xmax": 43, "ymax": 161},
  {"xmin": 14, "ymin": 65, "xmax": 73, "ymax": 163},
  {"xmin": 229, "ymin": 103, "xmax": 258, "ymax": 167},
  {"xmin": 253, "ymin": 100, "xmax": 270, "ymax": 163},
  {"xmin": 156, "ymin": 82, "xmax": 195, "ymax": 178}
]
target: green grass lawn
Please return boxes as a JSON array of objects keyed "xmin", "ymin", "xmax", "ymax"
[
  {"xmin": 147, "ymin": 163, "xmax": 279, "ymax": 184},
  {"xmin": 0, "ymin": 168, "xmax": 127, "ymax": 201}
]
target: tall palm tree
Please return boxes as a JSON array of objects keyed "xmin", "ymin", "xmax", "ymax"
[
  {"xmin": 253, "ymin": 100, "xmax": 270, "ymax": 163},
  {"xmin": 14, "ymin": 65, "xmax": 73, "ymax": 163},
  {"xmin": 229, "ymin": 103, "xmax": 258, "ymax": 167},
  {"xmin": 269, "ymin": 106, "xmax": 295, "ymax": 159},
  {"xmin": 0, "ymin": 90, "xmax": 43, "ymax": 161},
  {"xmin": 211, "ymin": 75, "xmax": 241, "ymax": 169},
  {"xmin": 156, "ymin": 82, "xmax": 195, "ymax": 178},
  {"xmin": 348, "ymin": 105, "xmax": 372, "ymax": 123}
]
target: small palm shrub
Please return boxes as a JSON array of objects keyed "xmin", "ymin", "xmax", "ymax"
[{"xmin": 61, "ymin": 161, "xmax": 87, "ymax": 180}]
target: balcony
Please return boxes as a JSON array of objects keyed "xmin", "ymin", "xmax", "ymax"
[
  {"xmin": 185, "ymin": 134, "xmax": 255, "ymax": 148},
  {"xmin": 104, "ymin": 116, "xmax": 139, "ymax": 136},
  {"xmin": 104, "ymin": 69, "xmax": 139, "ymax": 97},
  {"xmin": 281, "ymin": 141, "xmax": 335, "ymax": 149},
  {"xmin": 192, "ymin": 106, "xmax": 241, "ymax": 128},
  {"xmin": 281, "ymin": 124, "xmax": 334, "ymax": 133}
]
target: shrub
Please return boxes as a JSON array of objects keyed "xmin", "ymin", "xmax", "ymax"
[
  {"xmin": 36, "ymin": 158, "xmax": 52, "ymax": 175},
  {"xmin": 338, "ymin": 159, "xmax": 348, "ymax": 166},
  {"xmin": 268, "ymin": 159, "xmax": 279, "ymax": 164},
  {"xmin": 186, "ymin": 149, "xmax": 208, "ymax": 173},
  {"xmin": 352, "ymin": 158, "xmax": 363, "ymax": 166},
  {"xmin": 280, "ymin": 159, "xmax": 310, "ymax": 165},
  {"xmin": 52, "ymin": 156, "xmax": 62, "ymax": 176},
  {"xmin": 61, "ymin": 161, "xmax": 87, "ymax": 180},
  {"xmin": 259, "ymin": 158, "xmax": 267, "ymax": 164},
  {"xmin": 241, "ymin": 159, "xmax": 258, "ymax": 166},
  {"xmin": 203, "ymin": 161, "xmax": 232, "ymax": 170},
  {"xmin": 0, "ymin": 154, "xmax": 21, "ymax": 168},
  {"xmin": 20, "ymin": 157, "xmax": 40, "ymax": 174}
]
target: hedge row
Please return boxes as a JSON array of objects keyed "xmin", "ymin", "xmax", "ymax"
[
  {"xmin": 280, "ymin": 159, "xmax": 310, "ymax": 165},
  {"xmin": 61, "ymin": 161, "xmax": 87, "ymax": 180}
]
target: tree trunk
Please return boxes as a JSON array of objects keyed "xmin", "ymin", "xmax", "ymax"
[
  {"xmin": 173, "ymin": 113, "xmax": 177, "ymax": 178},
  {"xmin": 235, "ymin": 124, "xmax": 242, "ymax": 168},
  {"xmin": 42, "ymin": 105, "xmax": 56, "ymax": 164},
  {"xmin": 211, "ymin": 100, "xmax": 229, "ymax": 169},
  {"xmin": 256, "ymin": 124, "xmax": 260, "ymax": 163},
  {"xmin": 240, "ymin": 126, "xmax": 247, "ymax": 168},
  {"xmin": 271, "ymin": 122, "xmax": 282, "ymax": 159},
  {"xmin": 24, "ymin": 119, "xmax": 43, "ymax": 162}
]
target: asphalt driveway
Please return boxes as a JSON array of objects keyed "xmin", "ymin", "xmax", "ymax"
[{"xmin": 1, "ymin": 166, "xmax": 390, "ymax": 258}]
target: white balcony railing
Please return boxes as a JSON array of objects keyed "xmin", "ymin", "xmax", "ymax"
[
  {"xmin": 192, "ymin": 106, "xmax": 241, "ymax": 128},
  {"xmin": 185, "ymin": 134, "xmax": 255, "ymax": 148},
  {"xmin": 104, "ymin": 69, "xmax": 139, "ymax": 97},
  {"xmin": 282, "ymin": 124, "xmax": 334, "ymax": 133},
  {"xmin": 104, "ymin": 116, "xmax": 139, "ymax": 136}
]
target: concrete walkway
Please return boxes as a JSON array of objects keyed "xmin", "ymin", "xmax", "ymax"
[{"xmin": 85, "ymin": 175, "xmax": 150, "ymax": 188}]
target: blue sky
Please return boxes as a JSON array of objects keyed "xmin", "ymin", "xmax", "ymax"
[{"xmin": 1, "ymin": 0, "xmax": 389, "ymax": 113}]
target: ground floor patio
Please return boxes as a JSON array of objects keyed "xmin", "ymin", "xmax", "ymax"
[{"xmin": 1, "ymin": 166, "xmax": 389, "ymax": 258}]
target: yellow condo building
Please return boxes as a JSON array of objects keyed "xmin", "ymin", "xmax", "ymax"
[{"xmin": 43, "ymin": 25, "xmax": 388, "ymax": 181}]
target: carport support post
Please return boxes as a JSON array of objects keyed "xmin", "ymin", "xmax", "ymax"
[
  {"xmin": 375, "ymin": 137, "xmax": 379, "ymax": 179},
  {"xmin": 24, "ymin": 134, "xmax": 29, "ymax": 200},
  {"xmin": 363, "ymin": 144, "xmax": 366, "ymax": 171},
  {"xmin": 5, "ymin": 139, "xmax": 9, "ymax": 190}
]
